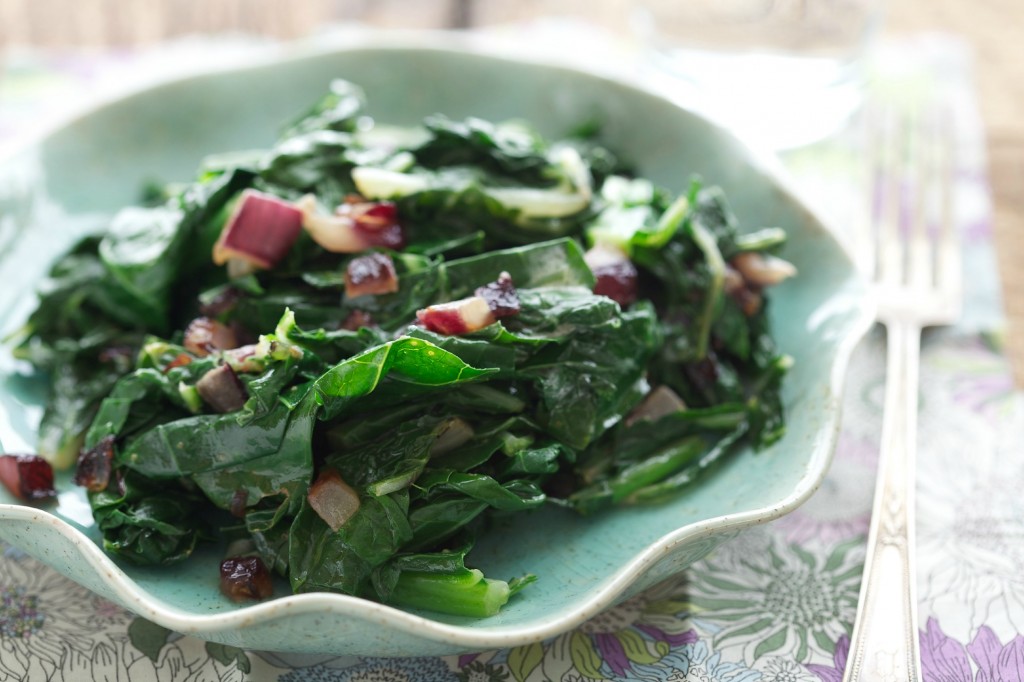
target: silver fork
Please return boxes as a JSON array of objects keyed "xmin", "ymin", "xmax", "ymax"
[{"xmin": 842, "ymin": 105, "xmax": 962, "ymax": 682}]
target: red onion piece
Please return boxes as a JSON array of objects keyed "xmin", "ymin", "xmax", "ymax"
[
  {"xmin": 199, "ymin": 286, "xmax": 242, "ymax": 317},
  {"xmin": 229, "ymin": 489, "xmax": 248, "ymax": 518},
  {"xmin": 723, "ymin": 264, "xmax": 764, "ymax": 316},
  {"xmin": 415, "ymin": 296, "xmax": 496, "ymax": 336},
  {"xmin": 431, "ymin": 418, "xmax": 475, "ymax": 457},
  {"xmin": 344, "ymin": 252, "xmax": 399, "ymax": 299},
  {"xmin": 474, "ymin": 271, "xmax": 520, "ymax": 319},
  {"xmin": 223, "ymin": 344, "xmax": 262, "ymax": 373},
  {"xmin": 98, "ymin": 346, "xmax": 135, "ymax": 368},
  {"xmin": 163, "ymin": 353, "xmax": 193, "ymax": 374},
  {"xmin": 308, "ymin": 469, "xmax": 361, "ymax": 532},
  {"xmin": 625, "ymin": 386, "xmax": 687, "ymax": 427},
  {"xmin": 72, "ymin": 435, "xmax": 115, "ymax": 493},
  {"xmin": 0, "ymin": 454, "xmax": 56, "ymax": 501},
  {"xmin": 183, "ymin": 317, "xmax": 239, "ymax": 358},
  {"xmin": 584, "ymin": 245, "xmax": 639, "ymax": 307},
  {"xmin": 219, "ymin": 556, "xmax": 273, "ymax": 602},
  {"xmin": 341, "ymin": 310, "xmax": 375, "ymax": 331},
  {"xmin": 299, "ymin": 196, "xmax": 406, "ymax": 253},
  {"xmin": 196, "ymin": 364, "xmax": 249, "ymax": 413},
  {"xmin": 348, "ymin": 201, "xmax": 406, "ymax": 250},
  {"xmin": 731, "ymin": 252, "xmax": 797, "ymax": 287},
  {"xmin": 212, "ymin": 190, "xmax": 303, "ymax": 269}
]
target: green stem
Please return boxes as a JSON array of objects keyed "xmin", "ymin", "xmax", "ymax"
[
  {"xmin": 388, "ymin": 569, "xmax": 511, "ymax": 618},
  {"xmin": 689, "ymin": 221, "xmax": 725, "ymax": 359},
  {"xmin": 627, "ymin": 426, "xmax": 747, "ymax": 505}
]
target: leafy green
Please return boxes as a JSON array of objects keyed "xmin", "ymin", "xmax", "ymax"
[{"xmin": 14, "ymin": 78, "xmax": 794, "ymax": 618}]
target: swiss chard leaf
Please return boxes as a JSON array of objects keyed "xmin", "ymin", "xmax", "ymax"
[
  {"xmin": 90, "ymin": 471, "xmax": 209, "ymax": 565},
  {"xmin": 288, "ymin": 492, "xmax": 412, "ymax": 595},
  {"xmin": 313, "ymin": 336, "xmax": 496, "ymax": 421}
]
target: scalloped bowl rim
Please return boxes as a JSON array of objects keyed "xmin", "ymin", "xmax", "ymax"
[{"xmin": 0, "ymin": 30, "xmax": 875, "ymax": 652}]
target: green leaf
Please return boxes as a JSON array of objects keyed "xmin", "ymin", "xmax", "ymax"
[
  {"xmin": 569, "ymin": 631, "xmax": 606, "ymax": 680},
  {"xmin": 823, "ymin": 536, "xmax": 864, "ymax": 572},
  {"xmin": 753, "ymin": 626, "xmax": 788, "ymax": 660},
  {"xmin": 715, "ymin": 616, "xmax": 775, "ymax": 644},
  {"xmin": 444, "ymin": 237, "xmax": 595, "ymax": 298},
  {"xmin": 813, "ymin": 628, "xmax": 837, "ymax": 656},
  {"xmin": 127, "ymin": 618, "xmax": 172, "ymax": 663},
  {"xmin": 615, "ymin": 628, "xmax": 661, "ymax": 665},
  {"xmin": 507, "ymin": 642, "xmax": 545, "ymax": 682},
  {"xmin": 204, "ymin": 642, "xmax": 252, "ymax": 674},
  {"xmin": 791, "ymin": 544, "xmax": 818, "ymax": 569},
  {"xmin": 314, "ymin": 336, "xmax": 496, "ymax": 421}
]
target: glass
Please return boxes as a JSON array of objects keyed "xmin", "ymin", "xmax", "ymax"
[{"xmin": 632, "ymin": 0, "xmax": 883, "ymax": 149}]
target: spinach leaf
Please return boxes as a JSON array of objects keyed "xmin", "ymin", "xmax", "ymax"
[
  {"xmin": 90, "ymin": 471, "xmax": 209, "ymax": 565},
  {"xmin": 313, "ymin": 336, "xmax": 496, "ymax": 421},
  {"xmin": 288, "ymin": 492, "xmax": 412, "ymax": 595}
]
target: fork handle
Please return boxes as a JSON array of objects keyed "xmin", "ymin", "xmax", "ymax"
[{"xmin": 843, "ymin": 319, "xmax": 923, "ymax": 682}]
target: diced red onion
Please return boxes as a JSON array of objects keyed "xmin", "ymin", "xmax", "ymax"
[
  {"xmin": 0, "ymin": 454, "xmax": 56, "ymax": 501},
  {"xmin": 415, "ymin": 296, "xmax": 496, "ymax": 336},
  {"xmin": 229, "ymin": 489, "xmax": 248, "ymax": 518},
  {"xmin": 98, "ymin": 346, "xmax": 135, "ymax": 368},
  {"xmin": 219, "ymin": 556, "xmax": 273, "ymax": 602},
  {"xmin": 341, "ymin": 310, "xmax": 375, "ymax": 331},
  {"xmin": 348, "ymin": 201, "xmax": 406, "ymax": 250},
  {"xmin": 723, "ymin": 264, "xmax": 763, "ymax": 316},
  {"xmin": 196, "ymin": 364, "xmax": 249, "ymax": 413},
  {"xmin": 344, "ymin": 252, "xmax": 399, "ymax": 299},
  {"xmin": 723, "ymin": 265, "xmax": 745, "ymax": 294},
  {"xmin": 183, "ymin": 317, "xmax": 239, "ymax": 357},
  {"xmin": 199, "ymin": 287, "xmax": 242, "ymax": 317},
  {"xmin": 212, "ymin": 190, "xmax": 304, "ymax": 269},
  {"xmin": 308, "ymin": 469, "xmax": 361, "ymax": 532},
  {"xmin": 431, "ymin": 418, "xmax": 475, "ymax": 457},
  {"xmin": 223, "ymin": 344, "xmax": 262, "ymax": 373},
  {"xmin": 72, "ymin": 435, "xmax": 115, "ymax": 493},
  {"xmin": 163, "ymin": 353, "xmax": 193, "ymax": 373},
  {"xmin": 474, "ymin": 271, "xmax": 520, "ymax": 319},
  {"xmin": 584, "ymin": 245, "xmax": 638, "ymax": 307},
  {"xmin": 733, "ymin": 287, "xmax": 764, "ymax": 316},
  {"xmin": 731, "ymin": 252, "xmax": 797, "ymax": 287},
  {"xmin": 299, "ymin": 195, "xmax": 406, "ymax": 253},
  {"xmin": 625, "ymin": 386, "xmax": 687, "ymax": 427}
]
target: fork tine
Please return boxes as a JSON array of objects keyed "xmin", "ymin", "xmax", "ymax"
[
  {"xmin": 854, "ymin": 101, "xmax": 883, "ymax": 278},
  {"xmin": 935, "ymin": 109, "xmax": 963, "ymax": 302},
  {"xmin": 876, "ymin": 107, "xmax": 904, "ymax": 287},
  {"xmin": 907, "ymin": 106, "xmax": 935, "ymax": 291}
]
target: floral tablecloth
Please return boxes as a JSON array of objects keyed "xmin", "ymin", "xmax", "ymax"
[{"xmin": 2, "ymin": 27, "xmax": 1021, "ymax": 682}]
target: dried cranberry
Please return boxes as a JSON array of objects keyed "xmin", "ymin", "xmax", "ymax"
[
  {"xmin": 475, "ymin": 271, "xmax": 520, "ymax": 319},
  {"xmin": 344, "ymin": 252, "xmax": 399, "ymax": 298},
  {"xmin": 73, "ymin": 435, "xmax": 115, "ymax": 492},
  {"xmin": 219, "ymin": 556, "xmax": 273, "ymax": 602},
  {"xmin": 0, "ymin": 454, "xmax": 56, "ymax": 501},
  {"xmin": 592, "ymin": 260, "xmax": 639, "ymax": 307}
]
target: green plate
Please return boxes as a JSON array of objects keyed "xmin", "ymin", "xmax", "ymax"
[{"xmin": 0, "ymin": 33, "xmax": 873, "ymax": 656}]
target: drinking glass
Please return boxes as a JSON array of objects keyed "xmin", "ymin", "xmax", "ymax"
[{"xmin": 632, "ymin": 0, "xmax": 884, "ymax": 149}]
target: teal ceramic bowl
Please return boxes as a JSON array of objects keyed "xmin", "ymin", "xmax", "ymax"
[{"xmin": 0, "ymin": 33, "xmax": 872, "ymax": 656}]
